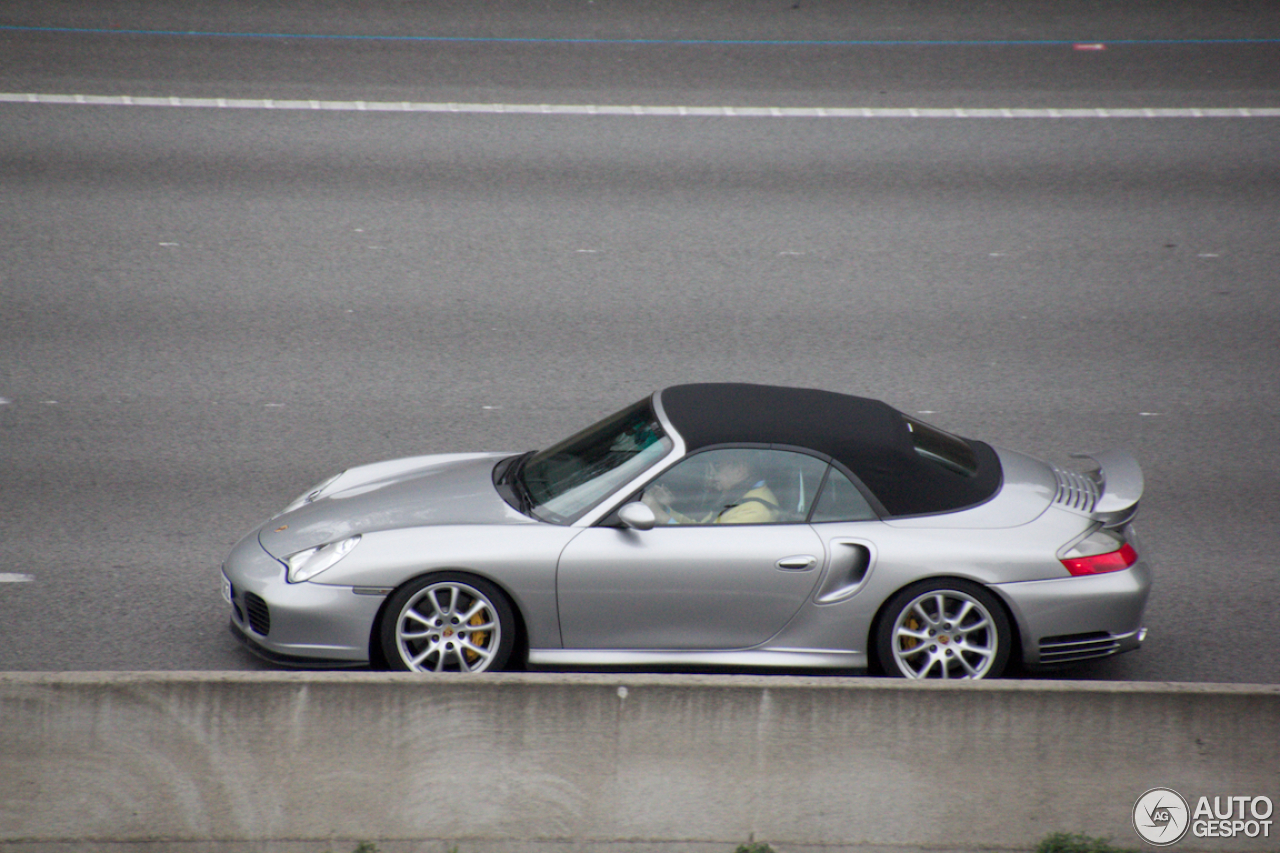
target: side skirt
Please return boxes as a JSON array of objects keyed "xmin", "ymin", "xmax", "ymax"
[{"xmin": 527, "ymin": 647, "xmax": 866, "ymax": 670}]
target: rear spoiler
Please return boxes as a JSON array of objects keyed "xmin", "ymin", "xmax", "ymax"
[{"xmin": 1071, "ymin": 449, "xmax": 1143, "ymax": 527}]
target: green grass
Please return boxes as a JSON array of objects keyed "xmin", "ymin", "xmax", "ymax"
[
  {"xmin": 1035, "ymin": 832, "xmax": 1139, "ymax": 853},
  {"xmin": 326, "ymin": 831, "xmax": 1166, "ymax": 853}
]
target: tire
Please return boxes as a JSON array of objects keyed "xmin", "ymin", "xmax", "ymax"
[
  {"xmin": 380, "ymin": 573, "xmax": 516, "ymax": 673},
  {"xmin": 875, "ymin": 578, "xmax": 1011, "ymax": 679}
]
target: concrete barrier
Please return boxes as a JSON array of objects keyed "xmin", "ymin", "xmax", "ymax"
[{"xmin": 1, "ymin": 672, "xmax": 1277, "ymax": 852}]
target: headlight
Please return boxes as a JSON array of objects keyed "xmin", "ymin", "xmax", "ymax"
[
  {"xmin": 280, "ymin": 472, "xmax": 344, "ymax": 515},
  {"xmin": 285, "ymin": 535, "xmax": 362, "ymax": 583}
]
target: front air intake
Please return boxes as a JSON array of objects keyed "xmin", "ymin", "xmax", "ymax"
[{"xmin": 243, "ymin": 592, "xmax": 271, "ymax": 637}]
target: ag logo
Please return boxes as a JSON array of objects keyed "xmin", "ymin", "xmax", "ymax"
[{"xmin": 1134, "ymin": 787, "xmax": 1191, "ymax": 846}]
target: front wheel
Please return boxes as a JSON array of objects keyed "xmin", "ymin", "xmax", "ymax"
[
  {"xmin": 875, "ymin": 579, "xmax": 1012, "ymax": 679},
  {"xmin": 380, "ymin": 573, "xmax": 515, "ymax": 673}
]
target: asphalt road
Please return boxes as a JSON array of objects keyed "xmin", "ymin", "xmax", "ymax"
[{"xmin": 1, "ymin": 1, "xmax": 1277, "ymax": 682}]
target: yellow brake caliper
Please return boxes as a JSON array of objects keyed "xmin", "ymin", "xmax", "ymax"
[
  {"xmin": 902, "ymin": 617, "xmax": 920, "ymax": 651},
  {"xmin": 465, "ymin": 610, "xmax": 489, "ymax": 663}
]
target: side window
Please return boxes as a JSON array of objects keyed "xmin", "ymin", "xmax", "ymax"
[
  {"xmin": 640, "ymin": 448, "xmax": 828, "ymax": 525},
  {"xmin": 810, "ymin": 466, "xmax": 877, "ymax": 522}
]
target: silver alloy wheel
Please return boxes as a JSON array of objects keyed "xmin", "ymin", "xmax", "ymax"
[
  {"xmin": 889, "ymin": 588, "xmax": 1000, "ymax": 679},
  {"xmin": 393, "ymin": 580, "xmax": 503, "ymax": 673}
]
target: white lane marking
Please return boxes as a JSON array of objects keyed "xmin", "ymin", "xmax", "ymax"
[
  {"xmin": 2, "ymin": 92, "xmax": 1279, "ymax": 118},
  {"xmin": 0, "ymin": 574, "xmax": 34, "ymax": 583}
]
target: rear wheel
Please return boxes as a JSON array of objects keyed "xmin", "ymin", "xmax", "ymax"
[
  {"xmin": 380, "ymin": 573, "xmax": 515, "ymax": 673},
  {"xmin": 876, "ymin": 579, "xmax": 1011, "ymax": 679}
]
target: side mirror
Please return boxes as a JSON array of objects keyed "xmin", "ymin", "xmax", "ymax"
[{"xmin": 617, "ymin": 501, "xmax": 657, "ymax": 531}]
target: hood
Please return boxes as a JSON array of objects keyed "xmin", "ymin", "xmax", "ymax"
[{"xmin": 258, "ymin": 452, "xmax": 532, "ymax": 558}]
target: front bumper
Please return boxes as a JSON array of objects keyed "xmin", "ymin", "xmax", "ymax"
[
  {"xmin": 228, "ymin": 620, "xmax": 368, "ymax": 668},
  {"xmin": 221, "ymin": 529, "xmax": 385, "ymax": 666},
  {"xmin": 994, "ymin": 559, "xmax": 1152, "ymax": 666}
]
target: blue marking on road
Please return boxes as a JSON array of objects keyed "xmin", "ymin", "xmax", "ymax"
[{"xmin": 3, "ymin": 24, "xmax": 1279, "ymax": 47}]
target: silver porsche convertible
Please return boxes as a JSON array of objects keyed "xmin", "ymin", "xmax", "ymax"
[{"xmin": 221, "ymin": 383, "xmax": 1150, "ymax": 679}]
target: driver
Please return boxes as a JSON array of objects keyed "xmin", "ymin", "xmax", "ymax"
[{"xmin": 643, "ymin": 456, "xmax": 780, "ymax": 525}]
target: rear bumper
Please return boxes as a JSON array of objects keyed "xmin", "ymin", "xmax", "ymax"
[
  {"xmin": 994, "ymin": 559, "xmax": 1152, "ymax": 666},
  {"xmin": 1032, "ymin": 626, "xmax": 1147, "ymax": 666}
]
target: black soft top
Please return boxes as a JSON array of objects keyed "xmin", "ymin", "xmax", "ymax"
[{"xmin": 657, "ymin": 383, "xmax": 1001, "ymax": 516}]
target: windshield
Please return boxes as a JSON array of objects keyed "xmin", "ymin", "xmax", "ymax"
[{"xmin": 519, "ymin": 398, "xmax": 673, "ymax": 523}]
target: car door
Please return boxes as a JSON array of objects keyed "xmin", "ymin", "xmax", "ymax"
[{"xmin": 555, "ymin": 447, "xmax": 829, "ymax": 651}]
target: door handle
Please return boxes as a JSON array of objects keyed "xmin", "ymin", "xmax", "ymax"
[{"xmin": 776, "ymin": 555, "xmax": 818, "ymax": 571}]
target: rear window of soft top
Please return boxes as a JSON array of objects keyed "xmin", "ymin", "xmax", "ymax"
[{"xmin": 903, "ymin": 416, "xmax": 979, "ymax": 477}]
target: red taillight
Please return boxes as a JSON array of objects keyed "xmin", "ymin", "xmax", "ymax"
[{"xmin": 1061, "ymin": 542, "xmax": 1138, "ymax": 576}]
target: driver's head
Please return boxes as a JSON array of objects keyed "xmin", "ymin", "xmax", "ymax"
[{"xmin": 708, "ymin": 458, "xmax": 753, "ymax": 491}]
